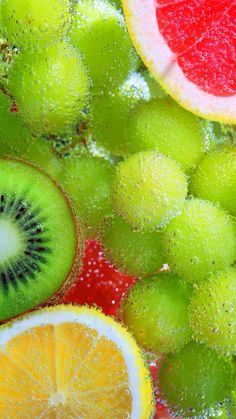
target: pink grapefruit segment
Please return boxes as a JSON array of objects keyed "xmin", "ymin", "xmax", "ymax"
[{"xmin": 123, "ymin": 0, "xmax": 236, "ymax": 123}]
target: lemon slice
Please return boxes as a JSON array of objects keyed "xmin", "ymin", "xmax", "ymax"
[{"xmin": 0, "ymin": 305, "xmax": 154, "ymax": 418}]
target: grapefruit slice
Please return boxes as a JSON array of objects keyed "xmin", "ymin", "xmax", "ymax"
[
  {"xmin": 123, "ymin": 0, "xmax": 236, "ymax": 123},
  {"xmin": 0, "ymin": 305, "xmax": 154, "ymax": 418}
]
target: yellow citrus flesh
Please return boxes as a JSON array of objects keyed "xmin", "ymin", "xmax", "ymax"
[{"xmin": 0, "ymin": 305, "xmax": 154, "ymax": 418}]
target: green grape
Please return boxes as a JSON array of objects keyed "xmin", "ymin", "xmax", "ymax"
[
  {"xmin": 189, "ymin": 268, "xmax": 236, "ymax": 356},
  {"xmin": 69, "ymin": 0, "xmax": 137, "ymax": 91},
  {"xmin": 158, "ymin": 342, "xmax": 234, "ymax": 417},
  {"xmin": 111, "ymin": 151, "xmax": 187, "ymax": 232},
  {"xmin": 162, "ymin": 199, "xmax": 236, "ymax": 284},
  {"xmin": 58, "ymin": 153, "xmax": 114, "ymax": 238},
  {"xmin": 121, "ymin": 274, "xmax": 192, "ymax": 353},
  {"xmin": 190, "ymin": 145, "xmax": 236, "ymax": 216},
  {"xmin": 90, "ymin": 72, "xmax": 149, "ymax": 156},
  {"xmin": 1, "ymin": 0, "xmax": 71, "ymax": 50},
  {"xmin": 125, "ymin": 98, "xmax": 206, "ymax": 173},
  {"xmin": 100, "ymin": 214, "xmax": 164, "ymax": 277},
  {"xmin": 141, "ymin": 70, "xmax": 167, "ymax": 99},
  {"xmin": 8, "ymin": 43, "xmax": 89, "ymax": 135}
]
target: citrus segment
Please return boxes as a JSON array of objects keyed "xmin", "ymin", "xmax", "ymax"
[
  {"xmin": 123, "ymin": 0, "xmax": 236, "ymax": 122},
  {"xmin": 0, "ymin": 305, "xmax": 154, "ymax": 418}
]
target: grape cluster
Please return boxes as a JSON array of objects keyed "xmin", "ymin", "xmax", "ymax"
[{"xmin": 0, "ymin": 0, "xmax": 236, "ymax": 418}]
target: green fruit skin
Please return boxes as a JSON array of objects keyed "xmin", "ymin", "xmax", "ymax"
[
  {"xmin": 58, "ymin": 154, "xmax": 114, "ymax": 239},
  {"xmin": 69, "ymin": 0, "xmax": 137, "ymax": 91},
  {"xmin": 122, "ymin": 274, "xmax": 192, "ymax": 354},
  {"xmin": 158, "ymin": 342, "xmax": 234, "ymax": 417},
  {"xmin": 111, "ymin": 151, "xmax": 188, "ymax": 232},
  {"xmin": 189, "ymin": 267, "xmax": 236, "ymax": 356},
  {"xmin": 1, "ymin": 0, "xmax": 71, "ymax": 50},
  {"xmin": 100, "ymin": 214, "xmax": 164, "ymax": 277},
  {"xmin": 90, "ymin": 73, "xmax": 149, "ymax": 156},
  {"xmin": 126, "ymin": 98, "xmax": 206, "ymax": 173},
  {"xmin": 162, "ymin": 198, "xmax": 236, "ymax": 284},
  {"xmin": 190, "ymin": 145, "xmax": 236, "ymax": 217},
  {"xmin": 8, "ymin": 43, "xmax": 89, "ymax": 136}
]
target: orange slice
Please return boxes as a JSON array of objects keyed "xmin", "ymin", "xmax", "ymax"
[{"xmin": 0, "ymin": 305, "xmax": 154, "ymax": 418}]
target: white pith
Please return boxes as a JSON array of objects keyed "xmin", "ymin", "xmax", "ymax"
[
  {"xmin": 124, "ymin": 0, "xmax": 236, "ymax": 123},
  {"xmin": 0, "ymin": 307, "xmax": 143, "ymax": 419},
  {"xmin": 0, "ymin": 219, "xmax": 24, "ymax": 264}
]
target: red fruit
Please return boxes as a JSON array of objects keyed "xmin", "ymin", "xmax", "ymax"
[{"xmin": 63, "ymin": 240, "xmax": 137, "ymax": 317}]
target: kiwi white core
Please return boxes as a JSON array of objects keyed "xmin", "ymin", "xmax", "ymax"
[{"xmin": 0, "ymin": 219, "xmax": 24, "ymax": 264}]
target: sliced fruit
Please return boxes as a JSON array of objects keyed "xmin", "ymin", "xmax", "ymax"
[
  {"xmin": 0, "ymin": 305, "xmax": 154, "ymax": 418},
  {"xmin": 123, "ymin": 0, "xmax": 236, "ymax": 123},
  {"xmin": 0, "ymin": 158, "xmax": 82, "ymax": 321}
]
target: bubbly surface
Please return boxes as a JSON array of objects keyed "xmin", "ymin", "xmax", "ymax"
[
  {"xmin": 122, "ymin": 273, "xmax": 192, "ymax": 354},
  {"xmin": 158, "ymin": 341, "xmax": 234, "ymax": 417},
  {"xmin": 162, "ymin": 199, "xmax": 236, "ymax": 284},
  {"xmin": 156, "ymin": 0, "xmax": 236, "ymax": 96},
  {"xmin": 190, "ymin": 267, "xmax": 236, "ymax": 355},
  {"xmin": 112, "ymin": 151, "xmax": 188, "ymax": 231}
]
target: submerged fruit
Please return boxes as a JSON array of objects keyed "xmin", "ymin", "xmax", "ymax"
[
  {"xmin": 8, "ymin": 43, "xmax": 89, "ymax": 135},
  {"xmin": 111, "ymin": 151, "xmax": 187, "ymax": 231},
  {"xmin": 158, "ymin": 342, "xmax": 233, "ymax": 417},
  {"xmin": 1, "ymin": 0, "xmax": 71, "ymax": 50},
  {"xmin": 122, "ymin": 273, "xmax": 192, "ymax": 354},
  {"xmin": 0, "ymin": 305, "xmax": 154, "ymax": 418},
  {"xmin": 162, "ymin": 198, "xmax": 236, "ymax": 284},
  {"xmin": 123, "ymin": 0, "xmax": 236, "ymax": 123},
  {"xmin": 189, "ymin": 267, "xmax": 236, "ymax": 356},
  {"xmin": 0, "ymin": 158, "xmax": 82, "ymax": 321}
]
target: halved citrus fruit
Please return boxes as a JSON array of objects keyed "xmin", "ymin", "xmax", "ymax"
[
  {"xmin": 0, "ymin": 305, "xmax": 154, "ymax": 418},
  {"xmin": 123, "ymin": 0, "xmax": 236, "ymax": 123}
]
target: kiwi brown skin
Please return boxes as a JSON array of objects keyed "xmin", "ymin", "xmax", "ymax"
[{"xmin": 0, "ymin": 156, "xmax": 84, "ymax": 324}]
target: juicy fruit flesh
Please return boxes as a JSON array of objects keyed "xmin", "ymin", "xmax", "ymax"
[
  {"xmin": 0, "ymin": 306, "xmax": 154, "ymax": 418},
  {"xmin": 0, "ymin": 159, "xmax": 79, "ymax": 321},
  {"xmin": 156, "ymin": 0, "xmax": 235, "ymax": 97},
  {"xmin": 1, "ymin": 323, "xmax": 132, "ymax": 416}
]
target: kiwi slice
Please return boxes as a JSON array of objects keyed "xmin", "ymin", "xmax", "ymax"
[{"xmin": 0, "ymin": 158, "xmax": 82, "ymax": 322}]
